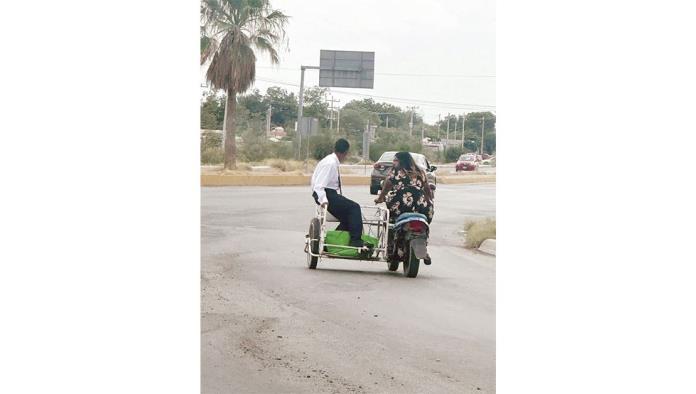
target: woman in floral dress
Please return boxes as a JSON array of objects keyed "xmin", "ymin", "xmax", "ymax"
[
  {"xmin": 374, "ymin": 151, "xmax": 434, "ymax": 222},
  {"xmin": 374, "ymin": 151, "xmax": 434, "ymax": 263}
]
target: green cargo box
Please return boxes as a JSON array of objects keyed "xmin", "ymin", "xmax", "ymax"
[{"xmin": 324, "ymin": 231, "xmax": 379, "ymax": 257}]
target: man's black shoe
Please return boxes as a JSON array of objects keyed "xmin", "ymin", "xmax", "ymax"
[{"xmin": 349, "ymin": 239, "xmax": 365, "ymax": 248}]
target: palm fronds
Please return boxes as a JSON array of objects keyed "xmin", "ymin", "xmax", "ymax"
[{"xmin": 201, "ymin": 0, "xmax": 288, "ymax": 91}]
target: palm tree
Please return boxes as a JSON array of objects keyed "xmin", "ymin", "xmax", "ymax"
[{"xmin": 201, "ymin": 0, "xmax": 288, "ymax": 170}]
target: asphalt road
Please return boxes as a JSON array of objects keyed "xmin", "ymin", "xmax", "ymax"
[{"xmin": 202, "ymin": 184, "xmax": 496, "ymax": 393}]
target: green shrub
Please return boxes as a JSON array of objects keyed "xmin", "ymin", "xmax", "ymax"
[
  {"xmin": 309, "ymin": 134, "xmax": 335, "ymax": 161},
  {"xmin": 422, "ymin": 149, "xmax": 441, "ymax": 163},
  {"xmin": 444, "ymin": 146, "xmax": 465, "ymax": 163},
  {"xmin": 201, "ymin": 147, "xmax": 224, "ymax": 164},
  {"xmin": 201, "ymin": 131, "xmax": 222, "ymax": 150},
  {"xmin": 269, "ymin": 141, "xmax": 295, "ymax": 160}
]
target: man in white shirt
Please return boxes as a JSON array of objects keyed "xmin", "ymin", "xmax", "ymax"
[{"xmin": 311, "ymin": 138, "xmax": 364, "ymax": 248}]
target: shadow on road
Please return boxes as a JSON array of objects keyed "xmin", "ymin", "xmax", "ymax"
[{"xmin": 307, "ymin": 266, "xmax": 440, "ymax": 280}]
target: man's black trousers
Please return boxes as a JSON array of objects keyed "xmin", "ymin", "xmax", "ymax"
[{"xmin": 312, "ymin": 189, "xmax": 363, "ymax": 242}]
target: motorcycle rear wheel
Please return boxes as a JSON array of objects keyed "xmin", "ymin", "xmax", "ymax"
[{"xmin": 403, "ymin": 242, "xmax": 420, "ymax": 278}]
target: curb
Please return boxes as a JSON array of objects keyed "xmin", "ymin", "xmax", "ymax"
[
  {"xmin": 477, "ymin": 239, "xmax": 496, "ymax": 256},
  {"xmin": 439, "ymin": 175, "xmax": 496, "ymax": 185}
]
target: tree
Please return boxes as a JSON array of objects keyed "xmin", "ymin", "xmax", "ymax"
[
  {"xmin": 200, "ymin": 90, "xmax": 228, "ymax": 129},
  {"xmin": 238, "ymin": 88, "xmax": 267, "ymax": 115},
  {"xmin": 201, "ymin": 0, "xmax": 288, "ymax": 170},
  {"xmin": 338, "ymin": 107, "xmax": 380, "ymax": 135},
  {"xmin": 463, "ymin": 112, "xmax": 496, "ymax": 154},
  {"xmin": 302, "ymin": 87, "xmax": 329, "ymax": 125},
  {"xmin": 262, "ymin": 86, "xmax": 297, "ymax": 127}
]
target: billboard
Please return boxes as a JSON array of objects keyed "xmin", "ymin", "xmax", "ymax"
[{"xmin": 319, "ymin": 50, "xmax": 374, "ymax": 89}]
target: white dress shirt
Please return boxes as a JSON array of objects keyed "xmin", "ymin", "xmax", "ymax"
[{"xmin": 311, "ymin": 153, "xmax": 342, "ymax": 204}]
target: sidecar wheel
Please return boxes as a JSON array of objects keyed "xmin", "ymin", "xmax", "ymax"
[{"xmin": 306, "ymin": 218, "xmax": 320, "ymax": 269}]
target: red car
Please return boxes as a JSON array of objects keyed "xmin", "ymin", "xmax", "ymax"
[{"xmin": 456, "ymin": 154, "xmax": 479, "ymax": 171}]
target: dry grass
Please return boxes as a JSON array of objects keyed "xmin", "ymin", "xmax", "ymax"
[
  {"xmin": 264, "ymin": 159, "xmax": 315, "ymax": 173},
  {"xmin": 463, "ymin": 217, "xmax": 496, "ymax": 248},
  {"xmin": 201, "ymin": 147, "xmax": 224, "ymax": 165}
]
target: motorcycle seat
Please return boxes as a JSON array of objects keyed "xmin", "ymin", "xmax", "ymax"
[{"xmin": 394, "ymin": 212, "xmax": 429, "ymax": 230}]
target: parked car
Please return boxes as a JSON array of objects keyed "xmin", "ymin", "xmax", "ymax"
[
  {"xmin": 456, "ymin": 153, "xmax": 479, "ymax": 171},
  {"xmin": 370, "ymin": 151, "xmax": 437, "ymax": 195}
]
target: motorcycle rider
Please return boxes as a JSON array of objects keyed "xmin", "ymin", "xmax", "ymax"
[{"xmin": 374, "ymin": 151, "xmax": 433, "ymax": 264}]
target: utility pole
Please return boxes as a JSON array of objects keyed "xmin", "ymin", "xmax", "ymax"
[
  {"xmin": 437, "ymin": 114, "xmax": 441, "ymax": 141},
  {"xmin": 385, "ymin": 114, "xmax": 389, "ymax": 128},
  {"xmin": 446, "ymin": 113, "xmax": 450, "ymax": 149},
  {"xmin": 408, "ymin": 106, "xmax": 417, "ymax": 136},
  {"xmin": 461, "ymin": 113, "xmax": 466, "ymax": 149},
  {"xmin": 297, "ymin": 65, "xmax": 320, "ymax": 162},
  {"xmin": 336, "ymin": 108, "xmax": 340, "ymax": 133},
  {"xmin": 265, "ymin": 106, "xmax": 272, "ymax": 138},
  {"xmin": 326, "ymin": 95, "xmax": 340, "ymax": 130},
  {"xmin": 329, "ymin": 97, "xmax": 333, "ymax": 130},
  {"xmin": 480, "ymin": 115, "xmax": 486, "ymax": 155},
  {"xmin": 453, "ymin": 114, "xmax": 458, "ymax": 142},
  {"xmin": 363, "ymin": 119, "xmax": 371, "ymax": 163}
]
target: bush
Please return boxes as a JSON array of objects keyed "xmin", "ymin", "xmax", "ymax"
[
  {"xmin": 239, "ymin": 141, "xmax": 269, "ymax": 162},
  {"xmin": 269, "ymin": 141, "xmax": 295, "ymax": 160},
  {"xmin": 309, "ymin": 134, "xmax": 335, "ymax": 161},
  {"xmin": 463, "ymin": 218, "xmax": 496, "ymax": 248},
  {"xmin": 422, "ymin": 149, "xmax": 442, "ymax": 164},
  {"xmin": 444, "ymin": 146, "xmax": 465, "ymax": 163},
  {"xmin": 366, "ymin": 129, "xmax": 423, "ymax": 161},
  {"xmin": 201, "ymin": 131, "xmax": 222, "ymax": 150},
  {"xmin": 345, "ymin": 155, "xmax": 362, "ymax": 164},
  {"xmin": 201, "ymin": 147, "xmax": 224, "ymax": 164}
]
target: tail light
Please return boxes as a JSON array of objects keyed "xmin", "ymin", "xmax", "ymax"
[
  {"xmin": 407, "ymin": 221, "xmax": 427, "ymax": 232},
  {"xmin": 373, "ymin": 163, "xmax": 383, "ymax": 170}
]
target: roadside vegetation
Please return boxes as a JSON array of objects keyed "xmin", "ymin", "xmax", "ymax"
[
  {"xmin": 201, "ymin": 89, "xmax": 496, "ymax": 165},
  {"xmin": 463, "ymin": 218, "xmax": 496, "ymax": 248}
]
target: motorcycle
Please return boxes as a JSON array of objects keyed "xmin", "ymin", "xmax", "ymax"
[{"xmin": 386, "ymin": 212, "xmax": 431, "ymax": 278}]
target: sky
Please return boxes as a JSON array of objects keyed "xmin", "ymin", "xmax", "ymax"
[{"xmin": 202, "ymin": 0, "xmax": 495, "ymax": 124}]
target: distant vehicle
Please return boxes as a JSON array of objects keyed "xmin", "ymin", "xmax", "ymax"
[
  {"xmin": 370, "ymin": 151, "xmax": 437, "ymax": 195},
  {"xmin": 456, "ymin": 153, "xmax": 479, "ymax": 171}
]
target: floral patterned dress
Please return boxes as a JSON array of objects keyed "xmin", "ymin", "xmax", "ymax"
[{"xmin": 385, "ymin": 168, "xmax": 434, "ymax": 223}]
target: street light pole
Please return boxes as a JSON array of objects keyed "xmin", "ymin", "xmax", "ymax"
[
  {"xmin": 297, "ymin": 65, "xmax": 320, "ymax": 161},
  {"xmin": 297, "ymin": 66, "xmax": 306, "ymax": 159}
]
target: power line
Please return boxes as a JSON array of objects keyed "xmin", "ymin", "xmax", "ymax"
[
  {"xmin": 255, "ymin": 66, "xmax": 495, "ymax": 78},
  {"xmin": 253, "ymin": 77, "xmax": 496, "ymax": 110},
  {"xmin": 377, "ymin": 72, "xmax": 495, "ymax": 78}
]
